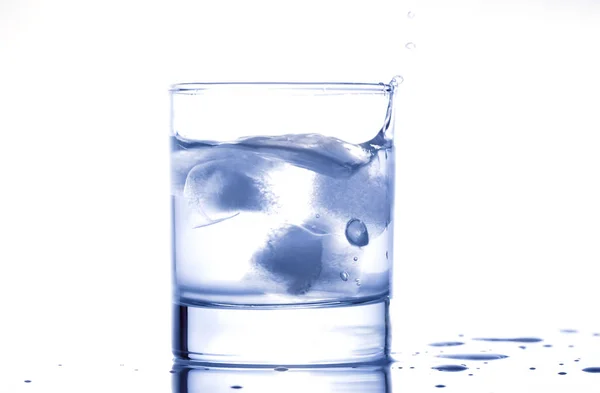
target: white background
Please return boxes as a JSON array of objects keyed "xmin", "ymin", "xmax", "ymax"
[{"xmin": 1, "ymin": 0, "xmax": 599, "ymax": 372}]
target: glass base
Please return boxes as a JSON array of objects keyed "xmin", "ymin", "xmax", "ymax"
[{"xmin": 173, "ymin": 297, "xmax": 390, "ymax": 366}]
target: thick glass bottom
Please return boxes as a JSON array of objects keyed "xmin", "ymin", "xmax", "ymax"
[{"xmin": 173, "ymin": 297, "xmax": 390, "ymax": 366}]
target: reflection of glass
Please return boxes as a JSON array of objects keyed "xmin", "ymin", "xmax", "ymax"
[
  {"xmin": 170, "ymin": 78, "xmax": 400, "ymax": 365},
  {"xmin": 172, "ymin": 363, "xmax": 390, "ymax": 393}
]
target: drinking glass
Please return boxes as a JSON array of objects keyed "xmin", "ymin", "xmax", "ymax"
[{"xmin": 170, "ymin": 77, "xmax": 400, "ymax": 365}]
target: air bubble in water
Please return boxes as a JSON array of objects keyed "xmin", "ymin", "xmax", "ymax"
[
  {"xmin": 345, "ymin": 219, "xmax": 369, "ymax": 246},
  {"xmin": 405, "ymin": 42, "xmax": 416, "ymax": 50},
  {"xmin": 340, "ymin": 271, "xmax": 349, "ymax": 281}
]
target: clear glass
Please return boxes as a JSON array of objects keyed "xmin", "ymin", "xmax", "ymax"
[{"xmin": 170, "ymin": 77, "xmax": 400, "ymax": 366}]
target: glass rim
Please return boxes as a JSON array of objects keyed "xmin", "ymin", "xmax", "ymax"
[{"xmin": 170, "ymin": 81, "xmax": 396, "ymax": 94}]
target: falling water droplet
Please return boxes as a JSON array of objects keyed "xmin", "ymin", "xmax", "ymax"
[
  {"xmin": 530, "ymin": 367, "xmax": 536, "ymax": 370},
  {"xmin": 405, "ymin": 42, "xmax": 416, "ymax": 50},
  {"xmin": 353, "ymin": 256, "xmax": 358, "ymax": 262},
  {"xmin": 385, "ymin": 251, "xmax": 388, "ymax": 259},
  {"xmin": 345, "ymin": 219, "xmax": 369, "ymax": 246},
  {"xmin": 340, "ymin": 271, "xmax": 349, "ymax": 281},
  {"xmin": 24, "ymin": 380, "xmax": 31, "ymax": 383},
  {"xmin": 407, "ymin": 11, "xmax": 415, "ymax": 18},
  {"xmin": 544, "ymin": 344, "xmax": 553, "ymax": 348},
  {"xmin": 274, "ymin": 367, "xmax": 288, "ymax": 372},
  {"xmin": 355, "ymin": 278, "xmax": 361, "ymax": 286},
  {"xmin": 558, "ymin": 372, "xmax": 567, "ymax": 375},
  {"xmin": 316, "ymin": 214, "xmax": 320, "ymax": 218},
  {"xmin": 231, "ymin": 385, "xmax": 243, "ymax": 389},
  {"xmin": 435, "ymin": 385, "xmax": 446, "ymax": 388}
]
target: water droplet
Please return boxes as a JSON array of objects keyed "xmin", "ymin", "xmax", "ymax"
[
  {"xmin": 315, "ymin": 214, "xmax": 320, "ymax": 218},
  {"xmin": 435, "ymin": 385, "xmax": 446, "ymax": 388},
  {"xmin": 558, "ymin": 372, "xmax": 567, "ymax": 375},
  {"xmin": 390, "ymin": 75, "xmax": 404, "ymax": 87},
  {"xmin": 433, "ymin": 365, "xmax": 468, "ymax": 372},
  {"xmin": 410, "ymin": 366, "xmax": 415, "ymax": 369},
  {"xmin": 169, "ymin": 370, "xmax": 175, "ymax": 374},
  {"xmin": 468, "ymin": 373, "xmax": 473, "ymax": 376},
  {"xmin": 544, "ymin": 344, "xmax": 553, "ymax": 348},
  {"xmin": 473, "ymin": 337, "xmax": 543, "ymax": 343},
  {"xmin": 274, "ymin": 367, "xmax": 288, "ymax": 372},
  {"xmin": 429, "ymin": 341, "xmax": 465, "ymax": 347},
  {"xmin": 58, "ymin": 364, "xmax": 62, "ymax": 367},
  {"xmin": 24, "ymin": 380, "xmax": 31, "ymax": 383},
  {"xmin": 530, "ymin": 367, "xmax": 536, "ymax": 370},
  {"xmin": 340, "ymin": 271, "xmax": 349, "ymax": 281},
  {"xmin": 559, "ymin": 363, "xmax": 564, "ymax": 366},
  {"xmin": 569, "ymin": 345, "xmax": 574, "ymax": 348},
  {"xmin": 437, "ymin": 354, "xmax": 508, "ymax": 361},
  {"xmin": 353, "ymin": 256, "xmax": 358, "ymax": 262},
  {"xmin": 583, "ymin": 367, "xmax": 600, "ymax": 373},
  {"xmin": 519, "ymin": 346, "xmax": 526, "ymax": 349},
  {"xmin": 575, "ymin": 359, "xmax": 580, "ymax": 362},
  {"xmin": 345, "ymin": 219, "xmax": 369, "ymax": 246},
  {"xmin": 385, "ymin": 251, "xmax": 388, "ymax": 259},
  {"xmin": 231, "ymin": 386, "xmax": 243, "ymax": 389},
  {"xmin": 560, "ymin": 329, "xmax": 578, "ymax": 333},
  {"xmin": 458, "ymin": 334, "xmax": 464, "ymax": 337},
  {"xmin": 405, "ymin": 42, "xmax": 416, "ymax": 50},
  {"xmin": 355, "ymin": 278, "xmax": 361, "ymax": 286},
  {"xmin": 593, "ymin": 333, "xmax": 600, "ymax": 337},
  {"xmin": 407, "ymin": 11, "xmax": 415, "ymax": 18}
]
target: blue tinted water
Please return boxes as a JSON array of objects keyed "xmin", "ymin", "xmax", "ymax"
[{"xmin": 170, "ymin": 131, "xmax": 393, "ymax": 306}]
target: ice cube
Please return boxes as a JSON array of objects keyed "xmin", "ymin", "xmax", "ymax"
[
  {"xmin": 313, "ymin": 149, "xmax": 391, "ymax": 240},
  {"xmin": 250, "ymin": 225, "xmax": 323, "ymax": 295},
  {"xmin": 183, "ymin": 151, "xmax": 277, "ymax": 227}
]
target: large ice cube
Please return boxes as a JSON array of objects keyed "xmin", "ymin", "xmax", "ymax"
[
  {"xmin": 313, "ymin": 149, "xmax": 391, "ymax": 240},
  {"xmin": 183, "ymin": 150, "xmax": 277, "ymax": 227},
  {"xmin": 250, "ymin": 225, "xmax": 323, "ymax": 295}
]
